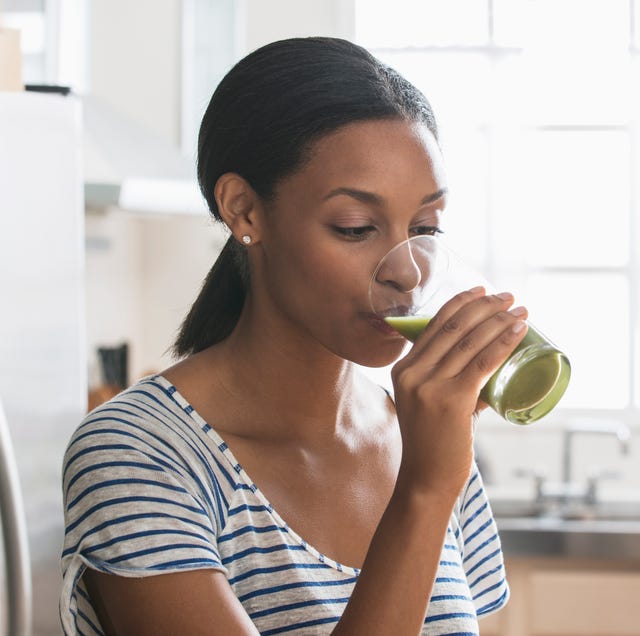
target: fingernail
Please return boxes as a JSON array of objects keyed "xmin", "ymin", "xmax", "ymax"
[
  {"xmin": 510, "ymin": 305, "xmax": 527, "ymax": 317},
  {"xmin": 469, "ymin": 285, "xmax": 485, "ymax": 294},
  {"xmin": 497, "ymin": 292, "xmax": 513, "ymax": 301},
  {"xmin": 512, "ymin": 321, "xmax": 527, "ymax": 334}
]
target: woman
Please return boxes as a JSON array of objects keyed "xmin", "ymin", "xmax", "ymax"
[{"xmin": 61, "ymin": 37, "xmax": 527, "ymax": 635}]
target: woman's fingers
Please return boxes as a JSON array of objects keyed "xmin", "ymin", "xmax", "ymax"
[
  {"xmin": 458, "ymin": 316, "xmax": 528, "ymax": 389},
  {"xmin": 405, "ymin": 289, "xmax": 518, "ymax": 369},
  {"xmin": 395, "ymin": 288, "xmax": 529, "ymax": 399},
  {"xmin": 398, "ymin": 286, "xmax": 487, "ymax": 366},
  {"xmin": 415, "ymin": 286, "xmax": 487, "ymax": 346},
  {"xmin": 435, "ymin": 304, "xmax": 528, "ymax": 380}
]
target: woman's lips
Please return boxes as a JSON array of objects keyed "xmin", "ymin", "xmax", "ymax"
[{"xmin": 366, "ymin": 314, "xmax": 404, "ymax": 337}]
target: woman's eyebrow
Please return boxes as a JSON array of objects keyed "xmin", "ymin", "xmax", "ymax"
[
  {"xmin": 421, "ymin": 187, "xmax": 448, "ymax": 205},
  {"xmin": 323, "ymin": 186, "xmax": 448, "ymax": 206},
  {"xmin": 323, "ymin": 187, "xmax": 384, "ymax": 205}
]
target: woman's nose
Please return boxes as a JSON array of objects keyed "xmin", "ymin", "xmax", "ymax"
[{"xmin": 375, "ymin": 241, "xmax": 423, "ymax": 293}]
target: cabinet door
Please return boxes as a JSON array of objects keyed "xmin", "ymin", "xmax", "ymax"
[
  {"xmin": 478, "ymin": 610, "xmax": 502, "ymax": 635},
  {"xmin": 530, "ymin": 570, "xmax": 640, "ymax": 635}
]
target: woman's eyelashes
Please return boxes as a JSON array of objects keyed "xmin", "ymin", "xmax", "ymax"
[
  {"xmin": 333, "ymin": 225, "xmax": 376, "ymax": 240},
  {"xmin": 332, "ymin": 224, "xmax": 443, "ymax": 241},
  {"xmin": 410, "ymin": 225, "xmax": 443, "ymax": 237}
]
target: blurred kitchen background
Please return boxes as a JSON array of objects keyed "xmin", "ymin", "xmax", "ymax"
[{"xmin": 1, "ymin": 1, "xmax": 639, "ymax": 635}]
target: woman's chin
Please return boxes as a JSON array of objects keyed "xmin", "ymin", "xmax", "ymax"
[{"xmin": 345, "ymin": 340, "xmax": 409, "ymax": 368}]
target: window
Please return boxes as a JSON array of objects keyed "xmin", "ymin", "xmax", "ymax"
[
  {"xmin": 181, "ymin": 0, "xmax": 236, "ymax": 156},
  {"xmin": 2, "ymin": 0, "xmax": 47, "ymax": 84},
  {"xmin": 356, "ymin": 0, "xmax": 640, "ymax": 417},
  {"xmin": 4, "ymin": 0, "xmax": 89, "ymax": 91}
]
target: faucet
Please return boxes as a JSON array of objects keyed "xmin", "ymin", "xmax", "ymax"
[
  {"xmin": 561, "ymin": 419, "xmax": 631, "ymax": 504},
  {"xmin": 515, "ymin": 419, "xmax": 632, "ymax": 514}
]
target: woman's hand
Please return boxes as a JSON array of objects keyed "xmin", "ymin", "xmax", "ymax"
[{"xmin": 391, "ymin": 287, "xmax": 528, "ymax": 500}]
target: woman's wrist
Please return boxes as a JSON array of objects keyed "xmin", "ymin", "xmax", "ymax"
[{"xmin": 391, "ymin": 467, "xmax": 464, "ymax": 516}]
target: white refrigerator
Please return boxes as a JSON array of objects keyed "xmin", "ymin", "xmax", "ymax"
[{"xmin": 0, "ymin": 91, "xmax": 86, "ymax": 635}]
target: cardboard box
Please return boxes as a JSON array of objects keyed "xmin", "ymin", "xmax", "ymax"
[{"xmin": 0, "ymin": 28, "xmax": 23, "ymax": 91}]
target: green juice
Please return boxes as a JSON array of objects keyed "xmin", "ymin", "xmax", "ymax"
[{"xmin": 384, "ymin": 316, "xmax": 570, "ymax": 425}]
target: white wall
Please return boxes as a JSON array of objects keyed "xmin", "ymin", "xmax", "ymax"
[
  {"xmin": 136, "ymin": 213, "xmax": 227, "ymax": 375},
  {"xmin": 85, "ymin": 212, "xmax": 226, "ymax": 385},
  {"xmin": 84, "ymin": 0, "xmax": 216, "ymax": 384},
  {"xmin": 89, "ymin": 0, "xmax": 182, "ymax": 146},
  {"xmin": 238, "ymin": 0, "xmax": 355, "ymax": 55}
]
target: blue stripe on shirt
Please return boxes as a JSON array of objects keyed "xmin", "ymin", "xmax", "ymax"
[
  {"xmin": 238, "ymin": 576, "xmax": 359, "ymax": 603},
  {"xmin": 67, "ymin": 477, "xmax": 191, "ymax": 510},
  {"xmin": 65, "ymin": 495, "xmax": 208, "ymax": 534}
]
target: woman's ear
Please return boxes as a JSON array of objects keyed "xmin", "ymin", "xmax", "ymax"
[{"xmin": 215, "ymin": 173, "xmax": 264, "ymax": 245}]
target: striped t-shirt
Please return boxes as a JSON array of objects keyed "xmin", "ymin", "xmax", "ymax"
[{"xmin": 60, "ymin": 374, "xmax": 509, "ymax": 635}]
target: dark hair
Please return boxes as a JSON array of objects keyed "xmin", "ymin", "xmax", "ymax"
[{"xmin": 173, "ymin": 36, "xmax": 438, "ymax": 356}]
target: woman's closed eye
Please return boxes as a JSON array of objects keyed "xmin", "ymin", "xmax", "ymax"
[
  {"xmin": 410, "ymin": 225, "xmax": 443, "ymax": 237},
  {"xmin": 333, "ymin": 225, "xmax": 376, "ymax": 240}
]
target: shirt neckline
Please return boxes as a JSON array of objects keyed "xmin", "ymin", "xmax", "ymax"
[{"xmin": 151, "ymin": 373, "xmax": 361, "ymax": 577}]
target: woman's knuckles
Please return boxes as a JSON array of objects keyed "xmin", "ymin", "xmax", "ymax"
[
  {"xmin": 441, "ymin": 316, "xmax": 462, "ymax": 334},
  {"xmin": 473, "ymin": 354, "xmax": 494, "ymax": 375},
  {"xmin": 456, "ymin": 335, "xmax": 475, "ymax": 353}
]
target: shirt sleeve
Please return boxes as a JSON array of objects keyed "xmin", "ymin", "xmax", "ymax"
[
  {"xmin": 455, "ymin": 462, "xmax": 510, "ymax": 618},
  {"xmin": 59, "ymin": 406, "xmax": 227, "ymax": 635}
]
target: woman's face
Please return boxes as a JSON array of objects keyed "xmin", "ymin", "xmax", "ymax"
[{"xmin": 253, "ymin": 118, "xmax": 448, "ymax": 367}]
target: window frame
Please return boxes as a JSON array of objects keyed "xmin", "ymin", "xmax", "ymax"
[{"xmin": 356, "ymin": 0, "xmax": 640, "ymax": 428}]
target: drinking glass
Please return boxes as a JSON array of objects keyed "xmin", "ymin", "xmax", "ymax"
[{"xmin": 368, "ymin": 235, "xmax": 571, "ymax": 424}]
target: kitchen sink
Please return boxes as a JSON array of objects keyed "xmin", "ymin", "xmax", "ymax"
[
  {"xmin": 490, "ymin": 498, "xmax": 640, "ymax": 560},
  {"xmin": 491, "ymin": 498, "xmax": 640, "ymax": 522}
]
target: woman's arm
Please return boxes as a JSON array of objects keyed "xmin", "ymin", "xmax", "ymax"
[
  {"xmin": 83, "ymin": 568, "xmax": 261, "ymax": 636},
  {"xmin": 334, "ymin": 485, "xmax": 456, "ymax": 634},
  {"xmin": 334, "ymin": 288, "xmax": 527, "ymax": 634}
]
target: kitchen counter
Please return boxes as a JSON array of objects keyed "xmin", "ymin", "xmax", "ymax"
[{"xmin": 484, "ymin": 492, "xmax": 640, "ymax": 635}]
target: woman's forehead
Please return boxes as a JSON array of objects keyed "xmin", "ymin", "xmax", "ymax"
[{"xmin": 284, "ymin": 119, "xmax": 445, "ymax": 196}]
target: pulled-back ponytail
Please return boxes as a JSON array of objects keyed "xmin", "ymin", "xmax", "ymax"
[
  {"xmin": 173, "ymin": 36, "xmax": 438, "ymax": 357},
  {"xmin": 173, "ymin": 237, "xmax": 249, "ymax": 356}
]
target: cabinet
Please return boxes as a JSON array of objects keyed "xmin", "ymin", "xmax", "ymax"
[{"xmin": 480, "ymin": 557, "xmax": 640, "ymax": 636}]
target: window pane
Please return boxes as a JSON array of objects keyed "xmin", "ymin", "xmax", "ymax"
[
  {"xmin": 3, "ymin": 11, "xmax": 45, "ymax": 55},
  {"xmin": 636, "ymin": 328, "xmax": 640, "ymax": 407},
  {"xmin": 524, "ymin": 273, "xmax": 630, "ymax": 409},
  {"xmin": 4, "ymin": 3, "xmax": 47, "ymax": 84},
  {"xmin": 491, "ymin": 0, "xmax": 525, "ymax": 47},
  {"xmin": 521, "ymin": 0, "xmax": 630, "ymax": 52},
  {"xmin": 510, "ymin": 0, "xmax": 631, "ymax": 126},
  {"xmin": 355, "ymin": 0, "xmax": 489, "ymax": 48},
  {"xmin": 375, "ymin": 51, "xmax": 491, "ymax": 129},
  {"xmin": 519, "ymin": 54, "xmax": 631, "ymax": 127},
  {"xmin": 634, "ymin": 323, "xmax": 640, "ymax": 407},
  {"xmin": 184, "ymin": 0, "xmax": 236, "ymax": 155},
  {"xmin": 439, "ymin": 129, "xmax": 489, "ymax": 269},
  {"xmin": 494, "ymin": 130, "xmax": 630, "ymax": 268}
]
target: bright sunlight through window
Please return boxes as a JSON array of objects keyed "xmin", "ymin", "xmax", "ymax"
[{"xmin": 356, "ymin": 0, "xmax": 640, "ymax": 414}]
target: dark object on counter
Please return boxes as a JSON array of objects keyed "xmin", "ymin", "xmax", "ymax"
[
  {"xmin": 24, "ymin": 84, "xmax": 71, "ymax": 96},
  {"xmin": 97, "ymin": 343, "xmax": 129, "ymax": 389}
]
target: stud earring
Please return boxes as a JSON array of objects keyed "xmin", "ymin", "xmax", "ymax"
[{"xmin": 242, "ymin": 235, "xmax": 252, "ymax": 245}]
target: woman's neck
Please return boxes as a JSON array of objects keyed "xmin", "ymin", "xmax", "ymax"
[{"xmin": 217, "ymin": 300, "xmax": 356, "ymax": 437}]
